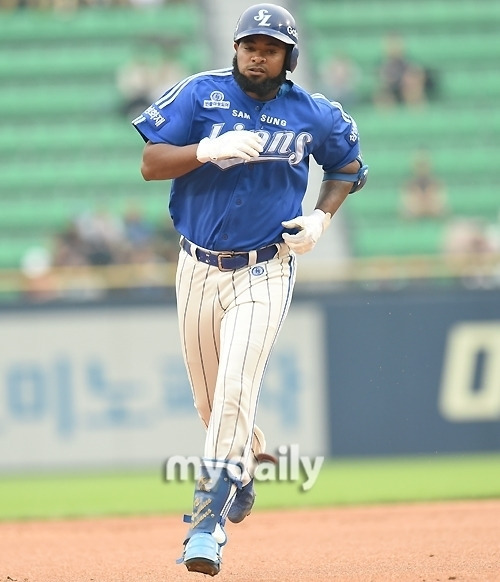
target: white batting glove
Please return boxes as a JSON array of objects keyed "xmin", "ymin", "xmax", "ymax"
[
  {"xmin": 281, "ymin": 209, "xmax": 332, "ymax": 255},
  {"xmin": 196, "ymin": 130, "xmax": 264, "ymax": 163}
]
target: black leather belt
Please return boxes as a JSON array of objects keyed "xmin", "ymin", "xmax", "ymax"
[{"xmin": 181, "ymin": 237, "xmax": 278, "ymax": 272}]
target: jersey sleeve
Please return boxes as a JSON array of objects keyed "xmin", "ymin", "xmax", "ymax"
[
  {"xmin": 312, "ymin": 98, "xmax": 361, "ymax": 172},
  {"xmin": 131, "ymin": 77, "xmax": 195, "ymax": 145}
]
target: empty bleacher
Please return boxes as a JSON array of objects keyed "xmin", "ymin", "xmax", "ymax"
[
  {"xmin": 1, "ymin": 1, "xmax": 499, "ymax": 272},
  {"xmin": 0, "ymin": 4, "xmax": 204, "ymax": 268},
  {"xmin": 299, "ymin": 0, "xmax": 500, "ymax": 258}
]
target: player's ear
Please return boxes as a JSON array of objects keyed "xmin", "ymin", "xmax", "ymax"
[{"xmin": 233, "ymin": 41, "xmax": 239, "ymax": 52}]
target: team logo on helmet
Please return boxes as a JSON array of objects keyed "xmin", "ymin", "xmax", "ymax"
[
  {"xmin": 287, "ymin": 26, "xmax": 298, "ymax": 41},
  {"xmin": 254, "ymin": 8, "xmax": 272, "ymax": 27},
  {"xmin": 234, "ymin": 4, "xmax": 298, "ymax": 45}
]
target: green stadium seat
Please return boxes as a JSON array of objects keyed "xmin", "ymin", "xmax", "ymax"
[
  {"xmin": 345, "ymin": 184, "xmax": 500, "ymax": 222},
  {"xmin": 303, "ymin": 1, "xmax": 500, "ymax": 34},
  {"xmin": 0, "ymin": 201, "xmax": 60, "ymax": 230},
  {"xmin": 0, "ymin": 45, "xmax": 132, "ymax": 77},
  {"xmin": 447, "ymin": 188, "xmax": 500, "ymax": 218},
  {"xmin": 0, "ymin": 42, "xmax": 204, "ymax": 82},
  {"xmin": 307, "ymin": 31, "xmax": 500, "ymax": 74},
  {"xmin": 351, "ymin": 220, "xmax": 446, "ymax": 257},
  {"xmin": 355, "ymin": 107, "xmax": 500, "ymax": 146},
  {"xmin": 361, "ymin": 146, "xmax": 494, "ymax": 181},
  {"xmin": 299, "ymin": 0, "xmax": 500, "ymax": 259},
  {"xmin": 0, "ymin": 6, "xmax": 200, "ymax": 42},
  {"xmin": 346, "ymin": 190, "xmax": 400, "ymax": 218},
  {"xmin": 0, "ymin": 84, "xmax": 119, "ymax": 116},
  {"xmin": 1, "ymin": 155, "xmax": 147, "ymax": 192},
  {"xmin": 441, "ymin": 70, "xmax": 500, "ymax": 100},
  {"xmin": 0, "ymin": 121, "xmax": 139, "ymax": 158}
]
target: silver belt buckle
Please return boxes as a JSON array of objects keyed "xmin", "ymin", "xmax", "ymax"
[{"xmin": 217, "ymin": 252, "xmax": 235, "ymax": 271}]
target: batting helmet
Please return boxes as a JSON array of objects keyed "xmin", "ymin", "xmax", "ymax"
[{"xmin": 233, "ymin": 3, "xmax": 299, "ymax": 72}]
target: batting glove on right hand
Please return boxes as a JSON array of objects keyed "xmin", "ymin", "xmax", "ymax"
[
  {"xmin": 196, "ymin": 130, "xmax": 264, "ymax": 163},
  {"xmin": 281, "ymin": 209, "xmax": 332, "ymax": 255}
]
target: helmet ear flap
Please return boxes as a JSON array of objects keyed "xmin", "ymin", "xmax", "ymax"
[{"xmin": 287, "ymin": 45, "xmax": 299, "ymax": 72}]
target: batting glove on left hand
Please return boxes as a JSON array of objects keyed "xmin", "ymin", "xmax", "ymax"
[{"xmin": 281, "ymin": 209, "xmax": 332, "ymax": 255}]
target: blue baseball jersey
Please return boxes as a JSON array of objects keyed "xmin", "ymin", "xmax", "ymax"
[{"xmin": 132, "ymin": 67, "xmax": 361, "ymax": 252}]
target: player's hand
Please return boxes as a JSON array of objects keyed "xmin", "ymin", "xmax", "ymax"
[
  {"xmin": 281, "ymin": 209, "xmax": 332, "ymax": 255},
  {"xmin": 196, "ymin": 131, "xmax": 264, "ymax": 163}
]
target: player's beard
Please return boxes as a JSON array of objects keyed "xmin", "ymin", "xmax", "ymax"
[{"xmin": 232, "ymin": 55, "xmax": 287, "ymax": 99}]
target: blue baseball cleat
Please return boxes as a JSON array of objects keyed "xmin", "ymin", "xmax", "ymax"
[
  {"xmin": 227, "ymin": 453, "xmax": 277, "ymax": 523},
  {"xmin": 227, "ymin": 479, "xmax": 256, "ymax": 523},
  {"xmin": 183, "ymin": 532, "xmax": 222, "ymax": 576},
  {"xmin": 179, "ymin": 459, "xmax": 243, "ymax": 576}
]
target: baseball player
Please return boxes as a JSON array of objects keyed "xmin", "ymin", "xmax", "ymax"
[{"xmin": 132, "ymin": 3, "xmax": 368, "ymax": 576}]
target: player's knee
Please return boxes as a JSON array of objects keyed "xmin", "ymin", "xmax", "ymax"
[{"xmin": 194, "ymin": 399, "xmax": 211, "ymax": 424}]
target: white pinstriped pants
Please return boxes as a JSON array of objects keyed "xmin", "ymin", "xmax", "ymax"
[{"xmin": 175, "ymin": 241, "xmax": 296, "ymax": 484}]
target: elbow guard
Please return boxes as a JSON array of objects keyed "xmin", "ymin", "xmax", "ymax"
[{"xmin": 323, "ymin": 163, "xmax": 369, "ymax": 193}]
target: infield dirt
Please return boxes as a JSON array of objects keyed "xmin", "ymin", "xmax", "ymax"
[{"xmin": 1, "ymin": 500, "xmax": 499, "ymax": 581}]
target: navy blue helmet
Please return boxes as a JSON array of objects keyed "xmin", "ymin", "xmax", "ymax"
[{"xmin": 234, "ymin": 3, "xmax": 299, "ymax": 72}]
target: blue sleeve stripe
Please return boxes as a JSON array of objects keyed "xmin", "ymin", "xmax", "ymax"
[
  {"xmin": 156, "ymin": 67, "xmax": 233, "ymax": 110},
  {"xmin": 132, "ymin": 114, "xmax": 146, "ymax": 125}
]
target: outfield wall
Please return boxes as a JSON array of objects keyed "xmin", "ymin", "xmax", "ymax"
[
  {"xmin": 0, "ymin": 301, "xmax": 328, "ymax": 471},
  {"xmin": 323, "ymin": 288, "xmax": 500, "ymax": 456},
  {"xmin": 0, "ymin": 288, "xmax": 499, "ymax": 471}
]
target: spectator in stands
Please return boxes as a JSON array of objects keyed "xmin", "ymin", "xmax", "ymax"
[
  {"xmin": 20, "ymin": 246, "xmax": 59, "ymax": 303},
  {"xmin": 49, "ymin": 221, "xmax": 109, "ymax": 301},
  {"xmin": 50, "ymin": 206, "xmax": 179, "ymax": 271},
  {"xmin": 74, "ymin": 206, "xmax": 126, "ymax": 265},
  {"xmin": 318, "ymin": 52, "xmax": 362, "ymax": 107},
  {"xmin": 123, "ymin": 203, "xmax": 153, "ymax": 248},
  {"xmin": 116, "ymin": 40, "xmax": 187, "ymax": 118},
  {"xmin": 442, "ymin": 216, "xmax": 499, "ymax": 288},
  {"xmin": 51, "ymin": 219, "xmax": 91, "ymax": 267},
  {"xmin": 374, "ymin": 32, "xmax": 435, "ymax": 108},
  {"xmin": 400, "ymin": 148, "xmax": 448, "ymax": 220},
  {"xmin": 442, "ymin": 217, "xmax": 495, "ymax": 256},
  {"xmin": 121, "ymin": 202, "xmax": 160, "ymax": 266},
  {"xmin": 154, "ymin": 214, "xmax": 180, "ymax": 262},
  {"xmin": 128, "ymin": 0, "xmax": 165, "ymax": 6}
]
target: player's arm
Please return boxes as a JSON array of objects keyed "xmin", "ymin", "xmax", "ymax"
[
  {"xmin": 282, "ymin": 159, "xmax": 368, "ymax": 255},
  {"xmin": 141, "ymin": 131, "xmax": 265, "ymax": 181},
  {"xmin": 315, "ymin": 159, "xmax": 362, "ymax": 216},
  {"xmin": 141, "ymin": 142, "xmax": 201, "ymax": 181}
]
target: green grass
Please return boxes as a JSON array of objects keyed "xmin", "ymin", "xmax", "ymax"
[{"xmin": 1, "ymin": 453, "xmax": 499, "ymax": 521}]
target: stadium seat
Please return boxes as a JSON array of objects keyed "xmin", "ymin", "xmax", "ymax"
[
  {"xmin": 1, "ymin": 1, "xmax": 499, "ymax": 267},
  {"xmin": 304, "ymin": 0, "xmax": 500, "ymax": 33},
  {"xmin": 0, "ymin": 4, "xmax": 193, "ymax": 266},
  {"xmin": 0, "ymin": 6, "xmax": 200, "ymax": 42},
  {"xmin": 351, "ymin": 220, "xmax": 446, "ymax": 257},
  {"xmin": 299, "ymin": 0, "xmax": 500, "ymax": 258},
  {"xmin": 354, "ymin": 107, "xmax": 500, "ymax": 145}
]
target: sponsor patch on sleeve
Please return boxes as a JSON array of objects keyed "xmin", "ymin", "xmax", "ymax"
[
  {"xmin": 344, "ymin": 119, "xmax": 359, "ymax": 145},
  {"xmin": 144, "ymin": 105, "xmax": 166, "ymax": 128}
]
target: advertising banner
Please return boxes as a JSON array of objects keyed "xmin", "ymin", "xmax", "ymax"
[
  {"xmin": 0, "ymin": 305, "xmax": 327, "ymax": 471},
  {"xmin": 324, "ymin": 289, "xmax": 500, "ymax": 456}
]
